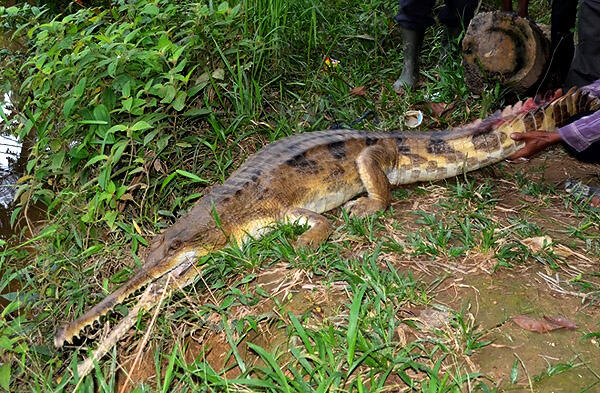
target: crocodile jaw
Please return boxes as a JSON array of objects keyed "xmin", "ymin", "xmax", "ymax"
[{"xmin": 54, "ymin": 246, "xmax": 200, "ymax": 348}]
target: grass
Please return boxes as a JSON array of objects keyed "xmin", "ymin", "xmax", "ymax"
[{"xmin": 1, "ymin": 0, "xmax": 600, "ymax": 392}]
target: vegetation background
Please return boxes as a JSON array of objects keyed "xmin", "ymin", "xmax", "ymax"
[{"xmin": 2, "ymin": 0, "xmax": 599, "ymax": 392}]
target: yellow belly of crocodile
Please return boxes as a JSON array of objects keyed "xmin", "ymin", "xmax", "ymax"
[{"xmin": 55, "ymin": 84, "xmax": 600, "ymax": 378}]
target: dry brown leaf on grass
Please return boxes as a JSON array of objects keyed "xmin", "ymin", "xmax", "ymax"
[
  {"xmin": 521, "ymin": 235, "xmax": 553, "ymax": 253},
  {"xmin": 543, "ymin": 315, "xmax": 577, "ymax": 330},
  {"xmin": 349, "ymin": 86, "xmax": 367, "ymax": 97},
  {"xmin": 512, "ymin": 314, "xmax": 576, "ymax": 333},
  {"xmin": 512, "ymin": 315, "xmax": 560, "ymax": 333},
  {"xmin": 424, "ymin": 102, "xmax": 455, "ymax": 118}
]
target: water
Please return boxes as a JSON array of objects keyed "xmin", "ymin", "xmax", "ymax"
[{"xmin": 0, "ymin": 92, "xmax": 26, "ymax": 239}]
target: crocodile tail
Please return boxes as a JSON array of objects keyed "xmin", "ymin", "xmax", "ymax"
[
  {"xmin": 505, "ymin": 84, "xmax": 600, "ymax": 134},
  {"xmin": 54, "ymin": 268, "xmax": 153, "ymax": 348}
]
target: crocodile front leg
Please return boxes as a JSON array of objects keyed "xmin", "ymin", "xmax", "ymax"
[
  {"xmin": 286, "ymin": 207, "xmax": 333, "ymax": 249},
  {"xmin": 345, "ymin": 143, "xmax": 395, "ymax": 217}
]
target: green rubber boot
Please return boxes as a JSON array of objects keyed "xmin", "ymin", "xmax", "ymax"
[{"xmin": 393, "ymin": 28, "xmax": 424, "ymax": 92}]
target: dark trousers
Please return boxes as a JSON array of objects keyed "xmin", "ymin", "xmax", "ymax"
[
  {"xmin": 550, "ymin": 0, "xmax": 577, "ymax": 84},
  {"xmin": 565, "ymin": 0, "xmax": 600, "ymax": 88},
  {"xmin": 394, "ymin": 0, "xmax": 478, "ymax": 31}
]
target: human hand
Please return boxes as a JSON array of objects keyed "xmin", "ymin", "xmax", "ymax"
[{"xmin": 508, "ymin": 131, "xmax": 562, "ymax": 160}]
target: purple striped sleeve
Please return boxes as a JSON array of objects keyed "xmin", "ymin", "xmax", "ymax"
[
  {"xmin": 558, "ymin": 111, "xmax": 600, "ymax": 152},
  {"xmin": 582, "ymin": 78, "xmax": 600, "ymax": 98}
]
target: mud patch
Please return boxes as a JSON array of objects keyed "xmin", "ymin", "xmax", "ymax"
[{"xmin": 446, "ymin": 271, "xmax": 599, "ymax": 391}]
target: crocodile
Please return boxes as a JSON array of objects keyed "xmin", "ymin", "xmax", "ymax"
[{"xmin": 55, "ymin": 82, "xmax": 600, "ymax": 378}]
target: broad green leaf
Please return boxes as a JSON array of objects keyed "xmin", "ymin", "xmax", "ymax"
[
  {"xmin": 111, "ymin": 140, "xmax": 128, "ymax": 163},
  {"xmin": 84, "ymin": 154, "xmax": 109, "ymax": 168},
  {"xmin": 103, "ymin": 210, "xmax": 118, "ymax": 229},
  {"xmin": 0, "ymin": 363, "xmax": 10, "ymax": 391},
  {"xmin": 99, "ymin": 166, "xmax": 112, "ymax": 189},
  {"xmin": 107, "ymin": 60, "xmax": 118, "ymax": 77},
  {"xmin": 212, "ymin": 68, "xmax": 224, "ymax": 80},
  {"xmin": 143, "ymin": 129, "xmax": 160, "ymax": 145},
  {"xmin": 160, "ymin": 85, "xmax": 176, "ymax": 104},
  {"xmin": 172, "ymin": 91, "xmax": 186, "ymax": 111},
  {"xmin": 131, "ymin": 121, "xmax": 152, "ymax": 131},
  {"xmin": 122, "ymin": 97, "xmax": 133, "ymax": 112},
  {"xmin": 217, "ymin": 1, "xmax": 229, "ymax": 14},
  {"xmin": 142, "ymin": 4, "xmax": 160, "ymax": 15},
  {"xmin": 121, "ymin": 80, "xmax": 131, "ymax": 98},
  {"xmin": 63, "ymin": 97, "xmax": 77, "ymax": 118},
  {"xmin": 247, "ymin": 343, "xmax": 290, "ymax": 392},
  {"xmin": 73, "ymin": 77, "xmax": 87, "ymax": 98},
  {"xmin": 106, "ymin": 124, "xmax": 128, "ymax": 134},
  {"xmin": 50, "ymin": 151, "xmax": 65, "ymax": 170},
  {"xmin": 93, "ymin": 104, "xmax": 110, "ymax": 124}
]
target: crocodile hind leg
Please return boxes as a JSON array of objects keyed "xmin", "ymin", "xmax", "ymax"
[
  {"xmin": 286, "ymin": 207, "xmax": 333, "ymax": 249},
  {"xmin": 345, "ymin": 144, "xmax": 395, "ymax": 217}
]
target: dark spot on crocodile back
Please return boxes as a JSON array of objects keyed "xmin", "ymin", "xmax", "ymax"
[
  {"xmin": 395, "ymin": 136, "xmax": 411, "ymax": 154},
  {"xmin": 499, "ymin": 131, "xmax": 508, "ymax": 143},
  {"xmin": 559, "ymin": 99, "xmax": 569, "ymax": 122},
  {"xmin": 522, "ymin": 113, "xmax": 536, "ymax": 131},
  {"xmin": 326, "ymin": 164, "xmax": 345, "ymax": 181},
  {"xmin": 406, "ymin": 153, "xmax": 427, "ymax": 166},
  {"xmin": 327, "ymin": 141, "xmax": 346, "ymax": 159},
  {"xmin": 472, "ymin": 131, "xmax": 500, "ymax": 152},
  {"xmin": 533, "ymin": 109, "xmax": 544, "ymax": 126},
  {"xmin": 285, "ymin": 152, "xmax": 320, "ymax": 174},
  {"xmin": 427, "ymin": 137, "xmax": 454, "ymax": 155},
  {"xmin": 365, "ymin": 137, "xmax": 378, "ymax": 146},
  {"xmin": 524, "ymin": 112, "xmax": 537, "ymax": 130}
]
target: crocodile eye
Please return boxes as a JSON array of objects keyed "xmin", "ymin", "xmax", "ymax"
[{"xmin": 169, "ymin": 240, "xmax": 183, "ymax": 252}]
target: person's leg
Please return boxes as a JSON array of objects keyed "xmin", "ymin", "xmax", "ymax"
[
  {"xmin": 565, "ymin": 0, "xmax": 600, "ymax": 89},
  {"xmin": 435, "ymin": 0, "xmax": 477, "ymax": 59},
  {"xmin": 550, "ymin": 0, "xmax": 578, "ymax": 85},
  {"xmin": 394, "ymin": 0, "xmax": 436, "ymax": 31},
  {"xmin": 393, "ymin": 0, "xmax": 434, "ymax": 91},
  {"xmin": 438, "ymin": 0, "xmax": 478, "ymax": 31}
]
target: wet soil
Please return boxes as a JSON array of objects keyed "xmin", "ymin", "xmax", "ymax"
[{"xmin": 439, "ymin": 271, "xmax": 599, "ymax": 391}]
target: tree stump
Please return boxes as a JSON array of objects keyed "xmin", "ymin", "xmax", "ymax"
[{"xmin": 462, "ymin": 11, "xmax": 550, "ymax": 94}]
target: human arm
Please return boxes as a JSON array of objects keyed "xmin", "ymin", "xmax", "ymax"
[{"xmin": 557, "ymin": 110, "xmax": 600, "ymax": 152}]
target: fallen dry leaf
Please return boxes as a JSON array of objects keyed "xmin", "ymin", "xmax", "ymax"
[
  {"xmin": 543, "ymin": 315, "xmax": 577, "ymax": 330},
  {"xmin": 349, "ymin": 86, "xmax": 367, "ymax": 97},
  {"xmin": 512, "ymin": 314, "xmax": 562, "ymax": 333},
  {"xmin": 153, "ymin": 159, "xmax": 165, "ymax": 173},
  {"xmin": 521, "ymin": 235, "xmax": 553, "ymax": 253},
  {"xmin": 424, "ymin": 102, "xmax": 455, "ymax": 118}
]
